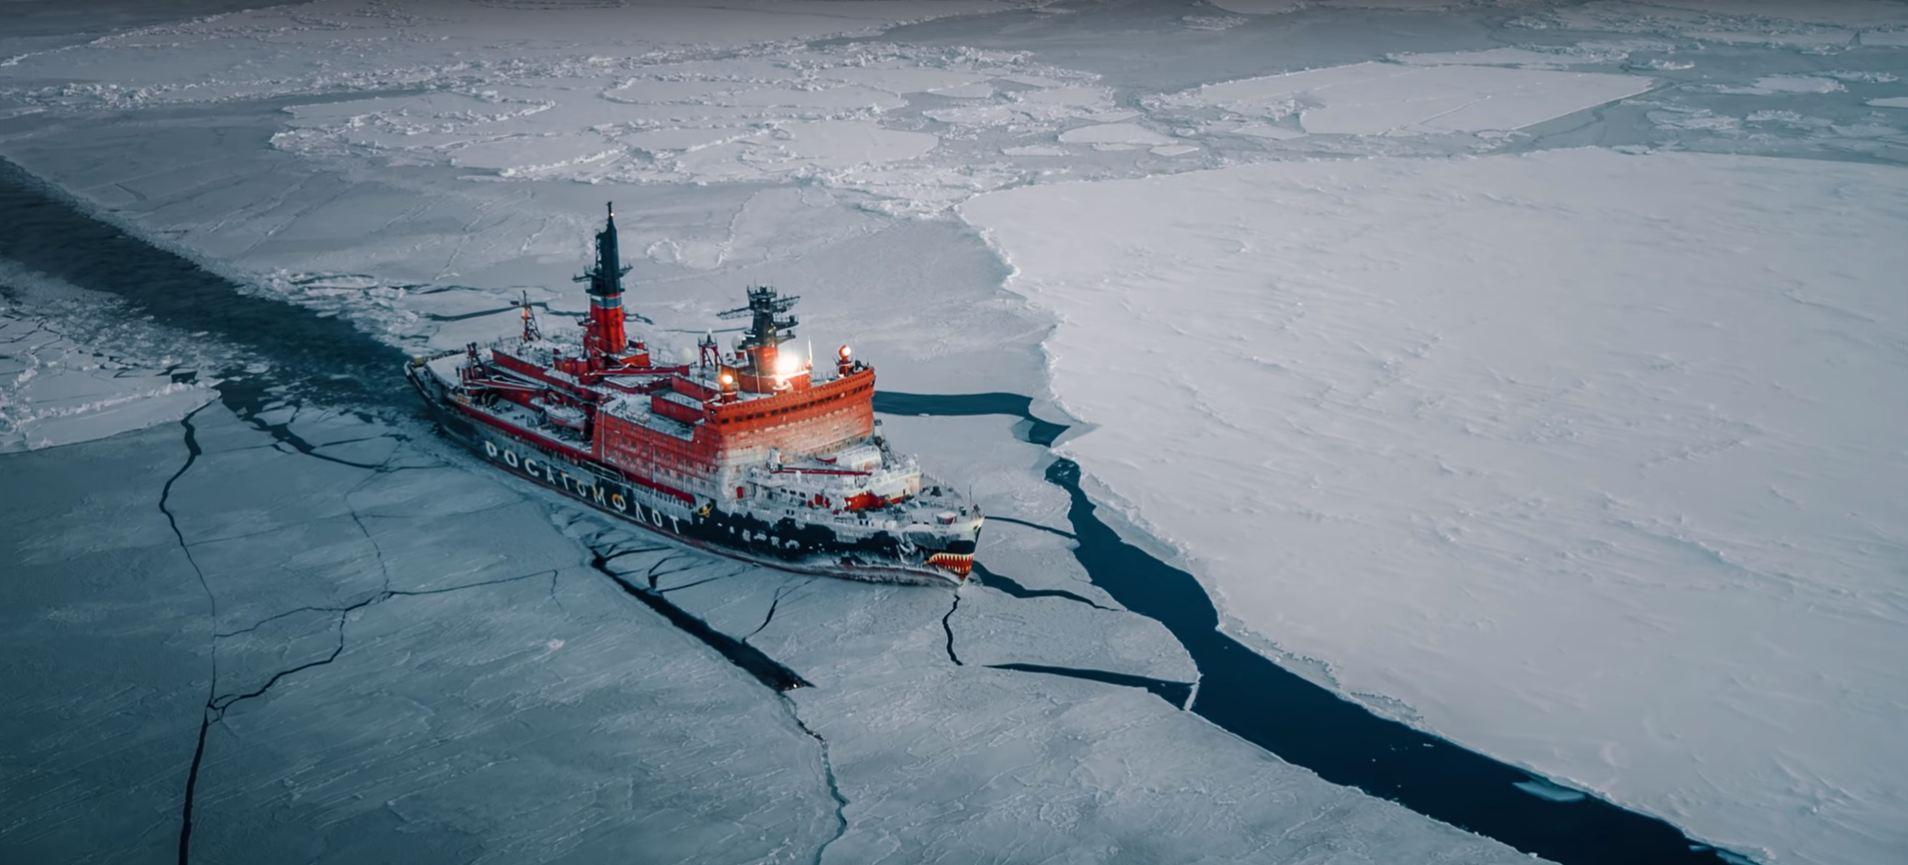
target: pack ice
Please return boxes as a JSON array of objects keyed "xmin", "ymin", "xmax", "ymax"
[{"xmin": 961, "ymin": 147, "xmax": 1908, "ymax": 865}]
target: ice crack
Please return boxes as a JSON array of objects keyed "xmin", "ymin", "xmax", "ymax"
[
  {"xmin": 656, "ymin": 565, "xmax": 747, "ymax": 595},
  {"xmin": 160, "ymin": 403, "xmax": 216, "ymax": 630},
  {"xmin": 176, "ymin": 565, "xmax": 556, "ymax": 864},
  {"xmin": 175, "ymin": 713, "xmax": 210, "ymax": 865},
  {"xmin": 643, "ymin": 553, "xmax": 699, "ymax": 589},
  {"xmin": 746, "ymin": 577, "xmax": 813, "ymax": 642},
  {"xmin": 580, "ymin": 538, "xmax": 847, "ymax": 863},
  {"xmin": 211, "ymin": 568, "xmax": 557, "ymax": 713},
  {"xmin": 973, "ymin": 563, "xmax": 1113, "ymax": 611},
  {"xmin": 347, "ymin": 460, "xmax": 395, "ymax": 594},
  {"xmin": 982, "ymin": 514, "xmax": 1077, "ymax": 540},
  {"xmin": 160, "ymin": 402, "xmax": 215, "ymax": 865},
  {"xmin": 587, "ymin": 547, "xmax": 811, "ymax": 691},
  {"xmin": 941, "ymin": 591, "xmax": 964, "ymax": 666},
  {"xmin": 988, "ymin": 662, "xmax": 1195, "ymax": 708},
  {"xmin": 786, "ymin": 705, "xmax": 849, "ymax": 865}
]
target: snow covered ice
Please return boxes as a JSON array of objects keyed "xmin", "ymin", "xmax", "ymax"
[
  {"xmin": 961, "ymin": 147, "xmax": 1908, "ymax": 865},
  {"xmin": 4, "ymin": 1, "xmax": 1908, "ymax": 864},
  {"xmin": 1151, "ymin": 61, "xmax": 1654, "ymax": 135}
]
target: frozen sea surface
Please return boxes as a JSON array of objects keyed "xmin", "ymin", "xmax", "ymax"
[
  {"xmin": 0, "ymin": 367, "xmax": 1537, "ymax": 865},
  {"xmin": 0, "ymin": 264, "xmax": 213, "ymax": 452},
  {"xmin": 1152, "ymin": 61, "xmax": 1654, "ymax": 135},
  {"xmin": 0, "ymin": 91, "xmax": 1535, "ymax": 865},
  {"xmin": 4, "ymin": 1, "xmax": 1906, "ymax": 863},
  {"xmin": 960, "ymin": 147, "xmax": 1908, "ymax": 865}
]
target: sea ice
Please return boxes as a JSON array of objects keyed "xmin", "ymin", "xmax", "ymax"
[
  {"xmin": 1390, "ymin": 46, "xmax": 1641, "ymax": 68},
  {"xmin": 1058, "ymin": 122, "xmax": 1176, "ymax": 147},
  {"xmin": 1212, "ymin": 0, "xmax": 1459, "ymax": 14},
  {"xmin": 1208, "ymin": 0, "xmax": 1308, "ymax": 15},
  {"xmin": 593, "ymin": 524, "xmax": 1536, "ymax": 865},
  {"xmin": 1514, "ymin": 779, "xmax": 1590, "ymax": 804},
  {"xmin": 1155, "ymin": 62, "xmax": 1653, "ymax": 135},
  {"xmin": 0, "ymin": 264, "xmax": 212, "ymax": 452},
  {"xmin": 961, "ymin": 147, "xmax": 1908, "ymax": 865},
  {"xmin": 0, "ymin": 405, "xmax": 844, "ymax": 864},
  {"xmin": 1532, "ymin": 1, "xmax": 1908, "ymax": 48},
  {"xmin": 1221, "ymin": 121, "xmax": 1307, "ymax": 140},
  {"xmin": 0, "ymin": 2, "xmax": 1139, "ymax": 213},
  {"xmin": 1001, "ymin": 144, "xmax": 1068, "ymax": 156},
  {"xmin": 5, "ymin": 3, "xmax": 1894, "ymax": 863},
  {"xmin": 1719, "ymin": 75, "xmax": 1848, "ymax": 94}
]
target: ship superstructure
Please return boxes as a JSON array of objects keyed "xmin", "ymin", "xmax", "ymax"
[{"xmin": 408, "ymin": 204, "xmax": 981, "ymax": 583}]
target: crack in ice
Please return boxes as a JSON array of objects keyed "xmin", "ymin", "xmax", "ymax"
[
  {"xmin": 586, "ymin": 545, "xmax": 810, "ymax": 692},
  {"xmin": 972, "ymin": 563, "xmax": 1112, "ymax": 611},
  {"xmin": 578, "ymin": 537, "xmax": 846, "ymax": 862},
  {"xmin": 210, "ymin": 568, "xmax": 557, "ymax": 713},
  {"xmin": 656, "ymin": 566, "xmax": 748, "ymax": 595},
  {"xmin": 175, "ymin": 550, "xmax": 555, "ymax": 864},
  {"xmin": 785, "ymin": 704, "xmax": 848, "ymax": 865},
  {"xmin": 988, "ymin": 662, "xmax": 1194, "ymax": 707},
  {"xmin": 746, "ymin": 577, "xmax": 813, "ymax": 642},
  {"xmin": 982, "ymin": 514, "xmax": 1077, "ymax": 540},
  {"xmin": 160, "ymin": 402, "xmax": 215, "ymax": 865},
  {"xmin": 941, "ymin": 591, "xmax": 964, "ymax": 666}
]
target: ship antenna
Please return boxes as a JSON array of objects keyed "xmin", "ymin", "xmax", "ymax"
[{"xmin": 519, "ymin": 290, "xmax": 541, "ymax": 343}]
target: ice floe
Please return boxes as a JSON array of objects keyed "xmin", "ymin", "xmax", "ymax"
[
  {"xmin": 1058, "ymin": 121, "xmax": 1177, "ymax": 148},
  {"xmin": 1524, "ymin": 1, "xmax": 1908, "ymax": 50},
  {"xmin": 961, "ymin": 147, "xmax": 1908, "ymax": 865},
  {"xmin": 1153, "ymin": 62, "xmax": 1653, "ymax": 136},
  {"xmin": 1718, "ymin": 75, "xmax": 1849, "ymax": 94}
]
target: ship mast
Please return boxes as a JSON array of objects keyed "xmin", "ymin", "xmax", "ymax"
[
  {"xmin": 717, "ymin": 286, "xmax": 801, "ymax": 392},
  {"xmin": 576, "ymin": 202, "xmax": 632, "ymax": 366}
]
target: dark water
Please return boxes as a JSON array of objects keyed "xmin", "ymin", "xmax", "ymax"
[
  {"xmin": 0, "ymin": 159, "xmax": 411, "ymax": 412},
  {"xmin": 2, "ymin": 158, "xmax": 1743, "ymax": 865},
  {"xmin": 873, "ymin": 391, "xmax": 1740, "ymax": 865}
]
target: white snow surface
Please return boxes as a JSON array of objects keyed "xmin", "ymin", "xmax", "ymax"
[
  {"xmin": 1058, "ymin": 122, "xmax": 1177, "ymax": 148},
  {"xmin": 0, "ymin": 0, "xmax": 1125, "ymax": 205},
  {"xmin": 1155, "ymin": 62, "xmax": 1653, "ymax": 136},
  {"xmin": 960, "ymin": 147, "xmax": 1908, "ymax": 865}
]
